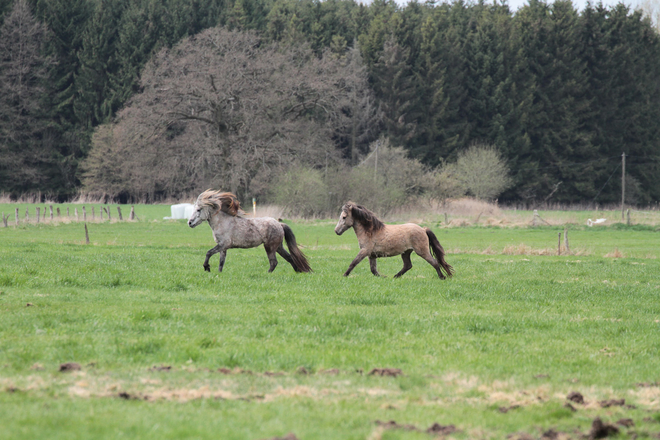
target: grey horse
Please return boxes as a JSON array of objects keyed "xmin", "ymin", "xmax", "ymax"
[{"xmin": 188, "ymin": 190, "xmax": 311, "ymax": 273}]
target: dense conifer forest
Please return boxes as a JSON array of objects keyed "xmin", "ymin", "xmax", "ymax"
[{"xmin": 1, "ymin": 0, "xmax": 659, "ymax": 205}]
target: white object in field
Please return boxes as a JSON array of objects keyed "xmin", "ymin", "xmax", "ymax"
[
  {"xmin": 587, "ymin": 218, "xmax": 606, "ymax": 227},
  {"xmin": 164, "ymin": 203, "xmax": 195, "ymax": 220}
]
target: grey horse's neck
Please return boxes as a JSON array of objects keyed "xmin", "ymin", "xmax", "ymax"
[{"xmin": 208, "ymin": 210, "xmax": 238, "ymax": 229}]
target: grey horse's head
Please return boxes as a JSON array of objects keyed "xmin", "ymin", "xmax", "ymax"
[
  {"xmin": 188, "ymin": 190, "xmax": 244, "ymax": 228},
  {"xmin": 334, "ymin": 203, "xmax": 355, "ymax": 235},
  {"xmin": 188, "ymin": 193, "xmax": 212, "ymax": 228}
]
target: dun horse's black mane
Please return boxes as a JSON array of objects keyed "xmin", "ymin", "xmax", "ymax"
[{"xmin": 345, "ymin": 202, "xmax": 385, "ymax": 234}]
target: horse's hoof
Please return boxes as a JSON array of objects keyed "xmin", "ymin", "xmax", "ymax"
[{"xmin": 204, "ymin": 266, "xmax": 210, "ymax": 272}]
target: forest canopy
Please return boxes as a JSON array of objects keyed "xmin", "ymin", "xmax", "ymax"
[{"xmin": 1, "ymin": 0, "xmax": 659, "ymax": 205}]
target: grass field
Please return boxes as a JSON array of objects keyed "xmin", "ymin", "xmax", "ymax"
[{"xmin": 1, "ymin": 203, "xmax": 660, "ymax": 439}]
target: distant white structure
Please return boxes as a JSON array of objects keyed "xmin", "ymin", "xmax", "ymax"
[
  {"xmin": 587, "ymin": 218, "xmax": 607, "ymax": 227},
  {"xmin": 164, "ymin": 203, "xmax": 194, "ymax": 220}
]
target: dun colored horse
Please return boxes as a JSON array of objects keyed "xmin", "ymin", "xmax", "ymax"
[
  {"xmin": 334, "ymin": 202, "xmax": 453, "ymax": 279},
  {"xmin": 188, "ymin": 190, "xmax": 311, "ymax": 273}
]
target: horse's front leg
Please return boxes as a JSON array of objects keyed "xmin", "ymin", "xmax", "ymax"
[
  {"xmin": 203, "ymin": 245, "xmax": 222, "ymax": 272},
  {"xmin": 344, "ymin": 249, "xmax": 369, "ymax": 277},
  {"xmin": 369, "ymin": 257, "xmax": 383, "ymax": 277}
]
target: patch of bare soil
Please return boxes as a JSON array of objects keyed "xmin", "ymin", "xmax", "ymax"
[
  {"xmin": 320, "ymin": 368, "xmax": 340, "ymax": 375},
  {"xmin": 616, "ymin": 419, "xmax": 634, "ymax": 428},
  {"xmin": 599, "ymin": 398, "xmax": 625, "ymax": 408},
  {"xmin": 499, "ymin": 405, "xmax": 521, "ymax": 413},
  {"xmin": 540, "ymin": 429, "xmax": 560, "ymax": 439},
  {"xmin": 296, "ymin": 367, "xmax": 309, "ymax": 375},
  {"xmin": 217, "ymin": 367, "xmax": 253, "ymax": 375},
  {"xmin": 426, "ymin": 423, "xmax": 457, "ymax": 435},
  {"xmin": 263, "ymin": 371, "xmax": 285, "ymax": 377},
  {"xmin": 375, "ymin": 420, "xmax": 418, "ymax": 431},
  {"xmin": 636, "ymin": 382, "xmax": 660, "ymax": 388},
  {"xmin": 259, "ymin": 434, "xmax": 298, "ymax": 440},
  {"xmin": 148, "ymin": 365, "xmax": 172, "ymax": 372},
  {"xmin": 59, "ymin": 362, "xmax": 81, "ymax": 372},
  {"xmin": 507, "ymin": 433, "xmax": 535, "ymax": 440},
  {"xmin": 118, "ymin": 391, "xmax": 145, "ymax": 400},
  {"xmin": 374, "ymin": 420, "xmax": 456, "ymax": 436},
  {"xmin": 368, "ymin": 368, "xmax": 403, "ymax": 377},
  {"xmin": 564, "ymin": 402, "xmax": 577, "ymax": 412},
  {"xmin": 566, "ymin": 391, "xmax": 585, "ymax": 404},
  {"xmin": 587, "ymin": 418, "xmax": 619, "ymax": 439}
]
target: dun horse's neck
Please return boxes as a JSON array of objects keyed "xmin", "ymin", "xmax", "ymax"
[{"xmin": 352, "ymin": 221, "xmax": 371, "ymax": 244}]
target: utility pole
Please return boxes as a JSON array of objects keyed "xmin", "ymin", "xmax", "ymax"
[
  {"xmin": 374, "ymin": 142, "xmax": 378, "ymax": 183},
  {"xmin": 621, "ymin": 152, "xmax": 626, "ymax": 220}
]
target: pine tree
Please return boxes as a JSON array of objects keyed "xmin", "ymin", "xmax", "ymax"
[
  {"xmin": 73, "ymin": 0, "xmax": 125, "ymax": 128},
  {"xmin": 0, "ymin": 0, "xmax": 54, "ymax": 193}
]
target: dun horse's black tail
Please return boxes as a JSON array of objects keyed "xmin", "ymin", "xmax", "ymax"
[
  {"xmin": 281, "ymin": 223, "xmax": 312, "ymax": 273},
  {"xmin": 425, "ymin": 228, "xmax": 454, "ymax": 278}
]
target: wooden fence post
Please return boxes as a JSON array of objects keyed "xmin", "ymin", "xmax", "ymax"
[
  {"xmin": 49, "ymin": 205, "xmax": 53, "ymax": 220},
  {"xmin": 36, "ymin": 207, "xmax": 40, "ymax": 223},
  {"xmin": 84, "ymin": 223, "xmax": 90, "ymax": 244},
  {"xmin": 43, "ymin": 206, "xmax": 46, "ymax": 221},
  {"xmin": 56, "ymin": 207, "xmax": 61, "ymax": 218},
  {"xmin": 67, "ymin": 207, "xmax": 70, "ymax": 217},
  {"xmin": 92, "ymin": 206, "xmax": 95, "ymax": 220},
  {"xmin": 25, "ymin": 208, "xmax": 29, "ymax": 223},
  {"xmin": 104, "ymin": 206, "xmax": 111, "ymax": 220},
  {"xmin": 558, "ymin": 232, "xmax": 561, "ymax": 256},
  {"xmin": 82, "ymin": 206, "xmax": 87, "ymax": 221},
  {"xmin": 626, "ymin": 209, "xmax": 631, "ymax": 226},
  {"xmin": 75, "ymin": 208, "xmax": 79, "ymax": 222},
  {"xmin": 533, "ymin": 210, "xmax": 539, "ymax": 226},
  {"xmin": 129, "ymin": 206, "xmax": 135, "ymax": 220},
  {"xmin": 444, "ymin": 212, "xmax": 448, "ymax": 225},
  {"xmin": 15, "ymin": 208, "xmax": 19, "ymax": 225},
  {"xmin": 2, "ymin": 213, "xmax": 8, "ymax": 227},
  {"xmin": 117, "ymin": 206, "xmax": 123, "ymax": 220},
  {"xmin": 563, "ymin": 229, "xmax": 570, "ymax": 254}
]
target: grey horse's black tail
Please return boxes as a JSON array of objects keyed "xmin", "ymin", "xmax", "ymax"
[
  {"xmin": 425, "ymin": 228, "xmax": 454, "ymax": 278},
  {"xmin": 281, "ymin": 223, "xmax": 312, "ymax": 273}
]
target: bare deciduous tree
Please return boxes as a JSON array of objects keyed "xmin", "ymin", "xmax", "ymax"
[
  {"xmin": 451, "ymin": 143, "xmax": 513, "ymax": 201},
  {"xmin": 82, "ymin": 27, "xmax": 377, "ymax": 201}
]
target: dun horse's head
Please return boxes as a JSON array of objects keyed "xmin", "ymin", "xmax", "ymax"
[
  {"xmin": 188, "ymin": 190, "xmax": 243, "ymax": 228},
  {"xmin": 334, "ymin": 203, "xmax": 355, "ymax": 235}
]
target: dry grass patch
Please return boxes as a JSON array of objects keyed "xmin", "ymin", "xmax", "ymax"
[{"xmin": 604, "ymin": 248, "xmax": 624, "ymax": 258}]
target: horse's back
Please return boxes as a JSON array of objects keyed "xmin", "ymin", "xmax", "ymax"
[
  {"xmin": 227, "ymin": 216, "xmax": 284, "ymax": 249},
  {"xmin": 372, "ymin": 223, "xmax": 428, "ymax": 256}
]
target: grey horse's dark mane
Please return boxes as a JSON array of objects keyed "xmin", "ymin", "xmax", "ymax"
[{"xmin": 344, "ymin": 202, "xmax": 385, "ymax": 234}]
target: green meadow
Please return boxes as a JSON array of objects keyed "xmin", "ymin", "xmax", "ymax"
[{"xmin": 1, "ymin": 204, "xmax": 660, "ymax": 439}]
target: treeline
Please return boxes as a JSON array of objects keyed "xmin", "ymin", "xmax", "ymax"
[{"xmin": 1, "ymin": 0, "xmax": 659, "ymax": 204}]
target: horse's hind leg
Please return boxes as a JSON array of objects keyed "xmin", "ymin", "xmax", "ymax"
[
  {"xmin": 264, "ymin": 244, "xmax": 278, "ymax": 273},
  {"xmin": 276, "ymin": 245, "xmax": 299, "ymax": 272},
  {"xmin": 369, "ymin": 257, "xmax": 382, "ymax": 277},
  {"xmin": 414, "ymin": 247, "xmax": 446, "ymax": 279},
  {"xmin": 217, "ymin": 249, "xmax": 227, "ymax": 272},
  {"xmin": 394, "ymin": 250, "xmax": 413, "ymax": 278}
]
